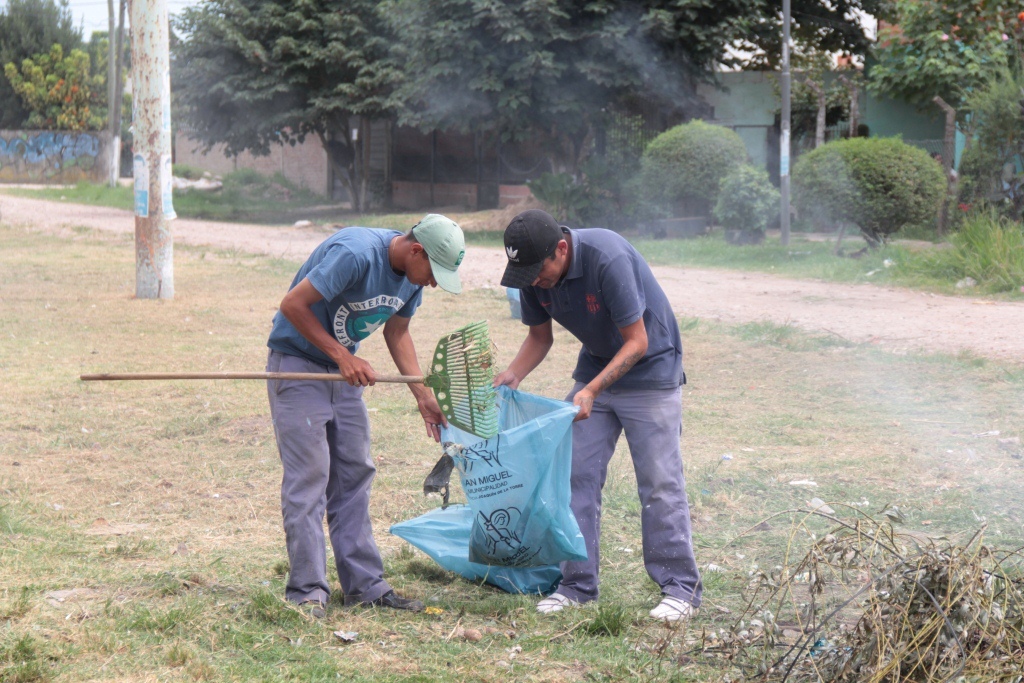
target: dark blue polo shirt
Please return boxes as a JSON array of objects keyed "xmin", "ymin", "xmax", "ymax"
[{"xmin": 518, "ymin": 228, "xmax": 684, "ymax": 390}]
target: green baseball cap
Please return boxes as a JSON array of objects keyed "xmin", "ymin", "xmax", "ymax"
[{"xmin": 412, "ymin": 214, "xmax": 466, "ymax": 294}]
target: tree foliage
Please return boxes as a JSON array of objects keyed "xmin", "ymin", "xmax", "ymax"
[
  {"xmin": 4, "ymin": 42, "xmax": 107, "ymax": 131},
  {"xmin": 739, "ymin": 0, "xmax": 896, "ymax": 68},
  {"xmin": 172, "ymin": 0, "xmax": 400, "ymax": 210},
  {"xmin": 959, "ymin": 67, "xmax": 1024, "ymax": 219},
  {"xmin": 869, "ymin": 0, "xmax": 1023, "ymax": 111},
  {"xmin": 792, "ymin": 137, "xmax": 947, "ymax": 246},
  {"xmin": 0, "ymin": 0, "xmax": 82, "ymax": 128},
  {"xmin": 384, "ymin": 0, "xmax": 754, "ymax": 174}
]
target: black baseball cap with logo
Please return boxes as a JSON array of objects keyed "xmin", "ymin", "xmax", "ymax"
[{"xmin": 500, "ymin": 209, "xmax": 563, "ymax": 289}]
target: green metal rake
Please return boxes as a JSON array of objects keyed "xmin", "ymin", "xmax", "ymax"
[{"xmin": 81, "ymin": 321, "xmax": 499, "ymax": 439}]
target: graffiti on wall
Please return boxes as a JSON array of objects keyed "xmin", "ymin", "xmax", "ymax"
[{"xmin": 0, "ymin": 131, "xmax": 105, "ymax": 183}]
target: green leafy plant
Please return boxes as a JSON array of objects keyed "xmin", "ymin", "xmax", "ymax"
[
  {"xmin": 713, "ymin": 164, "xmax": 780, "ymax": 239},
  {"xmin": 639, "ymin": 121, "xmax": 747, "ymax": 217},
  {"xmin": 962, "ymin": 67, "xmax": 1024, "ymax": 220},
  {"xmin": 901, "ymin": 211, "xmax": 1024, "ymax": 292},
  {"xmin": 4, "ymin": 42, "xmax": 106, "ymax": 130},
  {"xmin": 792, "ymin": 137, "xmax": 946, "ymax": 247},
  {"xmin": 527, "ymin": 172, "xmax": 592, "ymax": 226},
  {"xmin": 868, "ymin": 0, "xmax": 1022, "ymax": 113}
]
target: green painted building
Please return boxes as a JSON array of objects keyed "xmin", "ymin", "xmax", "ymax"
[{"xmin": 696, "ymin": 71, "xmax": 948, "ymax": 181}]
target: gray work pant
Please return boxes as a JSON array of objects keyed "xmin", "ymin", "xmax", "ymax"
[
  {"xmin": 266, "ymin": 351, "xmax": 391, "ymax": 606},
  {"xmin": 558, "ymin": 382, "xmax": 702, "ymax": 607}
]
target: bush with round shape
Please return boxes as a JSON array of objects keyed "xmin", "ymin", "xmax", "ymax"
[
  {"xmin": 639, "ymin": 121, "xmax": 747, "ymax": 217},
  {"xmin": 713, "ymin": 164, "xmax": 780, "ymax": 243},
  {"xmin": 792, "ymin": 137, "xmax": 946, "ymax": 246}
]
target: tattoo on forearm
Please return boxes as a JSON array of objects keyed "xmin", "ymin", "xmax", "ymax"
[{"xmin": 598, "ymin": 350, "xmax": 643, "ymax": 391}]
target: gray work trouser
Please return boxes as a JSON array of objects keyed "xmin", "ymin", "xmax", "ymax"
[
  {"xmin": 558, "ymin": 382, "xmax": 703, "ymax": 607},
  {"xmin": 266, "ymin": 350, "xmax": 390, "ymax": 606}
]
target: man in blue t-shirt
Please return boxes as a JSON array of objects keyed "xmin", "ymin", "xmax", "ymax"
[
  {"xmin": 494, "ymin": 209, "xmax": 702, "ymax": 622},
  {"xmin": 267, "ymin": 214, "xmax": 466, "ymax": 616}
]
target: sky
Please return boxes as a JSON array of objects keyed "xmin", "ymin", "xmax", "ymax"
[{"xmin": 64, "ymin": 0, "xmax": 198, "ymax": 37}]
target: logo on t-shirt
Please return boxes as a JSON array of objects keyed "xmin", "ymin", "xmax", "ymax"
[
  {"xmin": 586, "ymin": 293, "xmax": 600, "ymax": 314},
  {"xmin": 333, "ymin": 295, "xmax": 406, "ymax": 347}
]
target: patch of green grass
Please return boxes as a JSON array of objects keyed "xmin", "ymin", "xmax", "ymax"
[
  {"xmin": 582, "ymin": 603, "xmax": 632, "ymax": 637},
  {"xmin": 171, "ymin": 164, "xmax": 204, "ymax": 181},
  {"xmin": 0, "ymin": 587, "xmax": 33, "ymax": 622},
  {"xmin": 732, "ymin": 320, "xmax": 854, "ymax": 351},
  {"xmin": 634, "ymin": 231, "xmax": 919, "ymax": 285},
  {"xmin": 3, "ymin": 181, "xmax": 132, "ymax": 210},
  {"xmin": 1, "ymin": 502, "xmax": 23, "ymax": 535},
  {"xmin": 897, "ymin": 212, "xmax": 1024, "ymax": 293},
  {"xmin": 0, "ymin": 634, "xmax": 51, "ymax": 683},
  {"xmin": 242, "ymin": 587, "xmax": 304, "ymax": 625},
  {"xmin": 631, "ymin": 227, "xmax": 1022, "ymax": 296},
  {"xmin": 2, "ymin": 172, "xmax": 330, "ymax": 223},
  {"xmin": 2, "ymin": 221, "xmax": 1023, "ymax": 680}
]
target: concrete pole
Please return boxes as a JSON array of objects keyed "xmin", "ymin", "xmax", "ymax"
[
  {"xmin": 109, "ymin": 0, "xmax": 127, "ymax": 185},
  {"xmin": 129, "ymin": 0, "xmax": 176, "ymax": 299},
  {"xmin": 106, "ymin": 0, "xmax": 117, "ymax": 186},
  {"xmin": 779, "ymin": 0, "xmax": 791, "ymax": 245}
]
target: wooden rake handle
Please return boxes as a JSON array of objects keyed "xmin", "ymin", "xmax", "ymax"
[{"xmin": 80, "ymin": 372, "xmax": 425, "ymax": 383}]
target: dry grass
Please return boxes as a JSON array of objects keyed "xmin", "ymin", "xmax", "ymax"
[{"xmin": 1, "ymin": 221, "xmax": 1023, "ymax": 681}]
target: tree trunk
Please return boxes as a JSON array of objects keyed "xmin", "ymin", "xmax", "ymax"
[
  {"xmin": 806, "ymin": 80, "xmax": 826, "ymax": 147},
  {"xmin": 933, "ymin": 96, "xmax": 957, "ymax": 236},
  {"xmin": 839, "ymin": 75, "xmax": 858, "ymax": 137},
  {"xmin": 318, "ymin": 125, "xmax": 362, "ymax": 211}
]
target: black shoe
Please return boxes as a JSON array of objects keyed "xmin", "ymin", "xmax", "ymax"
[{"xmin": 366, "ymin": 590, "xmax": 424, "ymax": 612}]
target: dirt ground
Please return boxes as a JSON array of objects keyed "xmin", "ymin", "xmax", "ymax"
[{"xmin": 4, "ymin": 193, "xmax": 1024, "ymax": 361}]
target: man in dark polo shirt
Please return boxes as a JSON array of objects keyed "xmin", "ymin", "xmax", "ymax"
[{"xmin": 493, "ymin": 209, "xmax": 701, "ymax": 621}]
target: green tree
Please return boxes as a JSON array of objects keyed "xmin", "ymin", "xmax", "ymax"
[
  {"xmin": 0, "ymin": 0, "xmax": 82, "ymax": 128},
  {"xmin": 384, "ymin": 0, "xmax": 755, "ymax": 176},
  {"xmin": 172, "ymin": 0, "xmax": 398, "ymax": 210},
  {"xmin": 961, "ymin": 67, "xmax": 1024, "ymax": 219},
  {"xmin": 4, "ymin": 42, "xmax": 107, "ymax": 131},
  {"xmin": 868, "ymin": 0, "xmax": 1022, "ymax": 113},
  {"xmin": 739, "ymin": 0, "xmax": 896, "ymax": 68}
]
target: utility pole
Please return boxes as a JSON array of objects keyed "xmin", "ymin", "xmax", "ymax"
[
  {"xmin": 780, "ymin": 0, "xmax": 792, "ymax": 245},
  {"xmin": 130, "ymin": 0, "xmax": 176, "ymax": 299},
  {"xmin": 106, "ymin": 0, "xmax": 126, "ymax": 187},
  {"xmin": 106, "ymin": 0, "xmax": 116, "ymax": 186}
]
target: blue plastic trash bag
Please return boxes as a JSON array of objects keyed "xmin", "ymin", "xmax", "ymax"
[
  {"xmin": 446, "ymin": 386, "xmax": 586, "ymax": 567},
  {"xmin": 390, "ymin": 505, "xmax": 561, "ymax": 595},
  {"xmin": 505, "ymin": 287, "xmax": 522, "ymax": 319}
]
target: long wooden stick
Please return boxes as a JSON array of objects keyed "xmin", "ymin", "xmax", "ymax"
[{"xmin": 80, "ymin": 372, "xmax": 424, "ymax": 383}]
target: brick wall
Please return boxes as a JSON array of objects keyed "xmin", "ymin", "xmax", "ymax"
[
  {"xmin": 174, "ymin": 131, "xmax": 330, "ymax": 197},
  {"xmin": 391, "ymin": 181, "xmax": 531, "ymax": 210}
]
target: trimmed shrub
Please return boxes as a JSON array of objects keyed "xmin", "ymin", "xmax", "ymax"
[
  {"xmin": 792, "ymin": 137, "xmax": 946, "ymax": 246},
  {"xmin": 639, "ymin": 121, "xmax": 747, "ymax": 217},
  {"xmin": 713, "ymin": 164, "xmax": 780, "ymax": 238}
]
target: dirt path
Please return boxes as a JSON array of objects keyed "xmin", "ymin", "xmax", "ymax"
[{"xmin": 4, "ymin": 193, "xmax": 1024, "ymax": 361}]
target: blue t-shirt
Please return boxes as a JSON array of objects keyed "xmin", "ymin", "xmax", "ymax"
[
  {"xmin": 519, "ymin": 228, "xmax": 684, "ymax": 390},
  {"xmin": 267, "ymin": 228, "xmax": 423, "ymax": 367}
]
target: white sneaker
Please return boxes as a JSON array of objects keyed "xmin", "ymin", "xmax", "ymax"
[
  {"xmin": 649, "ymin": 596, "xmax": 696, "ymax": 622},
  {"xmin": 536, "ymin": 592, "xmax": 577, "ymax": 614}
]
